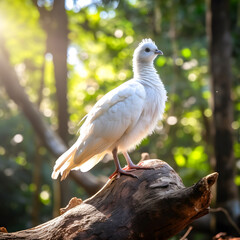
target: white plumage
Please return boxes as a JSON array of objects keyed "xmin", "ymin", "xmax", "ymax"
[{"xmin": 52, "ymin": 38, "xmax": 167, "ymax": 180}]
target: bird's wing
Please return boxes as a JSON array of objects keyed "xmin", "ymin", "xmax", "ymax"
[
  {"xmin": 80, "ymin": 80, "xmax": 146, "ymax": 138},
  {"xmin": 52, "ymin": 80, "xmax": 146, "ymax": 179},
  {"xmin": 73, "ymin": 80, "xmax": 146, "ymax": 167}
]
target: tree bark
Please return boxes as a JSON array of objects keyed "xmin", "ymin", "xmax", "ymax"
[
  {"xmin": 206, "ymin": 0, "xmax": 240, "ymax": 231},
  {"xmin": 0, "ymin": 159, "xmax": 218, "ymax": 240}
]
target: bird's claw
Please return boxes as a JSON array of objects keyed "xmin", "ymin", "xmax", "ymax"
[
  {"xmin": 109, "ymin": 169, "xmax": 139, "ymax": 179},
  {"xmin": 123, "ymin": 164, "xmax": 154, "ymax": 171}
]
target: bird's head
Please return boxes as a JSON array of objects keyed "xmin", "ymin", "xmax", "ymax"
[{"xmin": 133, "ymin": 38, "xmax": 163, "ymax": 64}]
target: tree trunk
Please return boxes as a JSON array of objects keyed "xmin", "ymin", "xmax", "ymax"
[
  {"xmin": 48, "ymin": 0, "xmax": 69, "ymax": 143},
  {"xmin": 0, "ymin": 159, "xmax": 218, "ymax": 240},
  {"xmin": 34, "ymin": 0, "xmax": 70, "ymax": 208},
  {"xmin": 34, "ymin": 0, "xmax": 69, "ymax": 142},
  {"xmin": 206, "ymin": 0, "xmax": 240, "ymax": 233}
]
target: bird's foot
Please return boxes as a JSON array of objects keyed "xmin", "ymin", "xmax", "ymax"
[
  {"xmin": 122, "ymin": 152, "xmax": 154, "ymax": 171},
  {"xmin": 109, "ymin": 168, "xmax": 139, "ymax": 179},
  {"xmin": 124, "ymin": 161, "xmax": 154, "ymax": 171}
]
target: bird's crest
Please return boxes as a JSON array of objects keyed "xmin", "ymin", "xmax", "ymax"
[{"xmin": 138, "ymin": 38, "xmax": 155, "ymax": 47}]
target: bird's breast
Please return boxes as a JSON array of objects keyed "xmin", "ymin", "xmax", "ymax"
[{"xmin": 117, "ymin": 84, "xmax": 167, "ymax": 152}]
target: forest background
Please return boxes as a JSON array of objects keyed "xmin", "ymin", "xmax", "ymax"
[{"xmin": 0, "ymin": 0, "xmax": 239, "ymax": 239}]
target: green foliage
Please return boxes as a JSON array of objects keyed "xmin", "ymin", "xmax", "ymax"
[{"xmin": 0, "ymin": 0, "xmax": 239, "ymax": 233}]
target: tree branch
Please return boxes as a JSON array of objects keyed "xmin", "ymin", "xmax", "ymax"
[
  {"xmin": 0, "ymin": 39, "xmax": 104, "ymax": 194},
  {"xmin": 0, "ymin": 159, "xmax": 218, "ymax": 240}
]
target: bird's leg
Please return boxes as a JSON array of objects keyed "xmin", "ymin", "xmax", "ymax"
[
  {"xmin": 123, "ymin": 152, "xmax": 153, "ymax": 170},
  {"xmin": 110, "ymin": 148, "xmax": 138, "ymax": 179}
]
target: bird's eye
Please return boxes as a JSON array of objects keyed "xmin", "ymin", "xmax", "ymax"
[{"xmin": 145, "ymin": 48, "xmax": 150, "ymax": 52}]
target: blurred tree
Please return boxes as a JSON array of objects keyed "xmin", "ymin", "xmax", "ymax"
[
  {"xmin": 207, "ymin": 0, "xmax": 240, "ymax": 233},
  {"xmin": 33, "ymin": 0, "xmax": 69, "ymax": 142},
  {"xmin": 33, "ymin": 0, "xmax": 71, "ymax": 211},
  {"xmin": 0, "ymin": 35, "xmax": 103, "ymax": 228}
]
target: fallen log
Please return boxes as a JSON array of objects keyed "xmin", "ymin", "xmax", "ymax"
[{"xmin": 0, "ymin": 159, "xmax": 218, "ymax": 240}]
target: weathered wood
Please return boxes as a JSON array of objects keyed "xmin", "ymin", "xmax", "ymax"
[{"xmin": 0, "ymin": 159, "xmax": 218, "ymax": 240}]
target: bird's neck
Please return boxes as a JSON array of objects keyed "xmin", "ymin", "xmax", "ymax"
[{"xmin": 133, "ymin": 61, "xmax": 160, "ymax": 86}]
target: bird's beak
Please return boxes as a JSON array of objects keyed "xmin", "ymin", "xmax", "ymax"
[{"xmin": 155, "ymin": 49, "xmax": 163, "ymax": 55}]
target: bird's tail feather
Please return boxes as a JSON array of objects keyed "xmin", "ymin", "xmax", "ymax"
[
  {"xmin": 51, "ymin": 137, "xmax": 109, "ymax": 180},
  {"xmin": 78, "ymin": 152, "xmax": 107, "ymax": 172},
  {"xmin": 51, "ymin": 143, "xmax": 78, "ymax": 180}
]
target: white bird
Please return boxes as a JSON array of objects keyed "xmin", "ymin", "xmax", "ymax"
[{"xmin": 51, "ymin": 38, "xmax": 167, "ymax": 180}]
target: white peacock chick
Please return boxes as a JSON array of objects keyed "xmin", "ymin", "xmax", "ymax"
[{"xmin": 51, "ymin": 38, "xmax": 167, "ymax": 180}]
